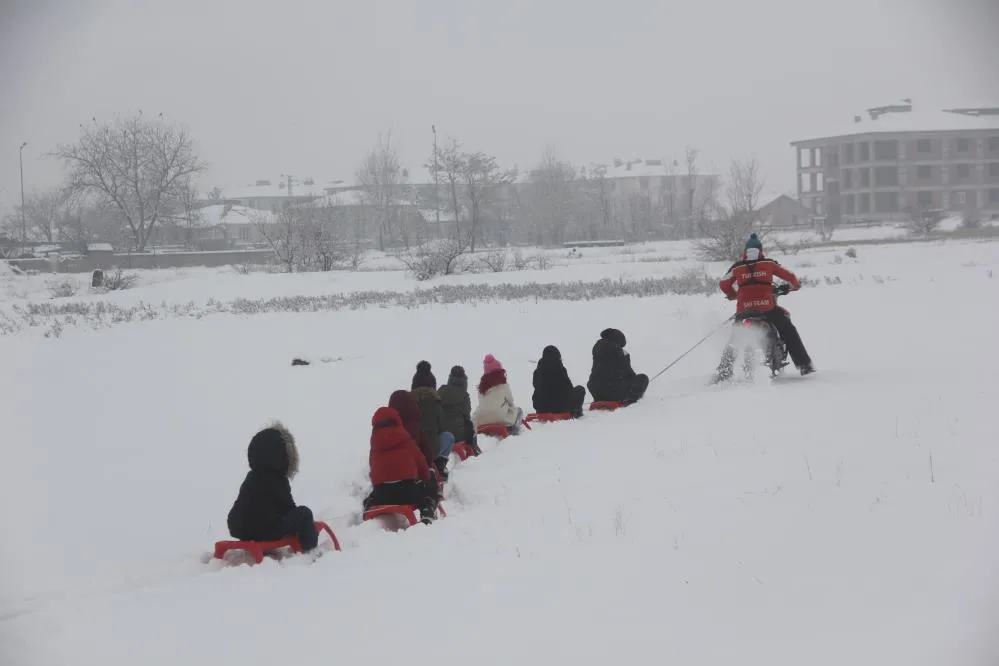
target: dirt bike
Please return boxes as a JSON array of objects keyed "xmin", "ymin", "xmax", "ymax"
[{"xmin": 716, "ymin": 283, "xmax": 792, "ymax": 381}]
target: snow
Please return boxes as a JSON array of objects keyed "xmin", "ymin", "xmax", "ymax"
[
  {"xmin": 795, "ymin": 109, "xmax": 999, "ymax": 144},
  {"xmin": 2, "ymin": 237, "xmax": 999, "ymax": 665},
  {"xmin": 86, "ymin": 243, "xmax": 114, "ymax": 253}
]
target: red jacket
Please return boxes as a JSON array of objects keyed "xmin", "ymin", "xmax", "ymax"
[
  {"xmin": 720, "ymin": 250, "xmax": 800, "ymax": 313},
  {"xmin": 388, "ymin": 389, "xmax": 433, "ymax": 465},
  {"xmin": 369, "ymin": 406, "xmax": 432, "ymax": 486}
]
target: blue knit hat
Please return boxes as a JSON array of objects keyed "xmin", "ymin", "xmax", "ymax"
[{"xmin": 745, "ymin": 233, "xmax": 763, "ymax": 251}]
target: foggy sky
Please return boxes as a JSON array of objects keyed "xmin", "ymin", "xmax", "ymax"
[{"xmin": 0, "ymin": 0, "xmax": 994, "ymax": 215}]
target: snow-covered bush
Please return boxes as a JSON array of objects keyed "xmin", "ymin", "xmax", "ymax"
[
  {"xmin": 99, "ymin": 268, "xmax": 138, "ymax": 291},
  {"xmin": 399, "ymin": 236, "xmax": 469, "ymax": 281},
  {"xmin": 47, "ymin": 279, "xmax": 79, "ymax": 299}
]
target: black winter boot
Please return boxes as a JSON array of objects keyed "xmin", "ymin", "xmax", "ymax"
[{"xmin": 434, "ymin": 457, "xmax": 449, "ymax": 482}]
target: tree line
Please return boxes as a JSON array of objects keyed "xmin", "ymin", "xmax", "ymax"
[{"xmin": 3, "ymin": 111, "xmax": 771, "ymax": 261}]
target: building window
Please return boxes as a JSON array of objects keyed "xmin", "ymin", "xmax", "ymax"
[
  {"xmin": 989, "ymin": 162, "xmax": 999, "ymax": 178},
  {"xmin": 990, "ymin": 137, "xmax": 999, "ymax": 153},
  {"xmin": 859, "ymin": 168, "xmax": 871, "ymax": 188},
  {"xmin": 917, "ymin": 165, "xmax": 932, "ymax": 180},
  {"xmin": 956, "ymin": 163, "xmax": 971, "ymax": 179},
  {"xmin": 844, "ymin": 143, "xmax": 854, "ymax": 163},
  {"xmin": 956, "ymin": 191, "xmax": 967, "ymax": 206},
  {"xmin": 858, "ymin": 142, "xmax": 870, "ymax": 162},
  {"xmin": 942, "ymin": 192, "xmax": 951, "ymax": 209},
  {"xmin": 800, "ymin": 173, "xmax": 810, "ymax": 193},
  {"xmin": 800, "ymin": 148, "xmax": 812, "ymax": 168},
  {"xmin": 858, "ymin": 192, "xmax": 871, "ymax": 213},
  {"xmin": 991, "ymin": 189, "xmax": 999, "ymax": 203},
  {"xmin": 843, "ymin": 169, "xmax": 853, "ymax": 189},
  {"xmin": 873, "ymin": 140, "xmax": 898, "ymax": 161},
  {"xmin": 874, "ymin": 166, "xmax": 898, "ymax": 187},
  {"xmin": 956, "ymin": 138, "xmax": 970, "ymax": 153},
  {"xmin": 874, "ymin": 191, "xmax": 898, "ymax": 213},
  {"xmin": 917, "ymin": 139, "xmax": 931, "ymax": 153},
  {"xmin": 826, "ymin": 150, "xmax": 839, "ymax": 168},
  {"xmin": 845, "ymin": 194, "xmax": 856, "ymax": 214},
  {"xmin": 817, "ymin": 173, "xmax": 825, "ymax": 191},
  {"xmin": 639, "ymin": 176, "xmax": 649, "ymax": 191},
  {"xmin": 917, "ymin": 190, "xmax": 933, "ymax": 208}
]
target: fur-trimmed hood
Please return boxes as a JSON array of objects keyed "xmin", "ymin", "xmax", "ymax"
[{"xmin": 247, "ymin": 420, "xmax": 300, "ymax": 479}]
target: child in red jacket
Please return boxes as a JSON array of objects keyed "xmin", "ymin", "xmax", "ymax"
[{"xmin": 364, "ymin": 406, "xmax": 440, "ymax": 524}]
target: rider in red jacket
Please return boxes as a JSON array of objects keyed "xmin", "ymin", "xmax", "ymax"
[{"xmin": 715, "ymin": 234, "xmax": 814, "ymax": 380}]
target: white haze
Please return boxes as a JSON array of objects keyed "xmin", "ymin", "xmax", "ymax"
[{"xmin": 0, "ymin": 0, "xmax": 994, "ymax": 215}]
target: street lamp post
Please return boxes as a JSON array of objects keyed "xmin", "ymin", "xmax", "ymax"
[{"xmin": 19, "ymin": 142, "xmax": 27, "ymax": 242}]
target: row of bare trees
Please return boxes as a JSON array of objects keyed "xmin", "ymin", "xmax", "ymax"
[{"xmin": 4, "ymin": 109, "xmax": 774, "ymax": 263}]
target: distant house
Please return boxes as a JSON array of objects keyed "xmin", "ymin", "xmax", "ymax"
[{"xmin": 758, "ymin": 195, "xmax": 813, "ymax": 228}]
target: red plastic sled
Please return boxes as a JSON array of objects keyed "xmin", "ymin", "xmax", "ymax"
[
  {"xmin": 452, "ymin": 441, "xmax": 476, "ymax": 461},
  {"xmin": 362, "ymin": 503, "xmax": 447, "ymax": 528},
  {"xmin": 589, "ymin": 401, "xmax": 625, "ymax": 412},
  {"xmin": 476, "ymin": 423, "xmax": 510, "ymax": 439},
  {"xmin": 213, "ymin": 521, "xmax": 340, "ymax": 564},
  {"xmin": 525, "ymin": 412, "xmax": 572, "ymax": 423}
]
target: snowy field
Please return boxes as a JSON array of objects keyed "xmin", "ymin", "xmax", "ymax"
[{"xmin": 2, "ymin": 236, "xmax": 999, "ymax": 665}]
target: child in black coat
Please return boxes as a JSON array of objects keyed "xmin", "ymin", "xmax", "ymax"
[
  {"xmin": 227, "ymin": 422, "xmax": 318, "ymax": 551},
  {"xmin": 532, "ymin": 345, "xmax": 586, "ymax": 417}
]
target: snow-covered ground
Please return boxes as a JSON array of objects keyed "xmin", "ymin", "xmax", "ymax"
[{"xmin": 2, "ymin": 237, "xmax": 998, "ymax": 665}]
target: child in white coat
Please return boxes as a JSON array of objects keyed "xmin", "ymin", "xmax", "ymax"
[{"xmin": 473, "ymin": 354, "xmax": 525, "ymax": 434}]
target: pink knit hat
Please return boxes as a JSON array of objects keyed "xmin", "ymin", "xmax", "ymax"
[{"xmin": 483, "ymin": 354, "xmax": 504, "ymax": 375}]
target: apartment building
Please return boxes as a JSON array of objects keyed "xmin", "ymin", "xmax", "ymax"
[{"xmin": 791, "ymin": 105, "xmax": 999, "ymax": 223}]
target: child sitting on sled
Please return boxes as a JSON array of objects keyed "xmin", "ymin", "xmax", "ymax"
[
  {"xmin": 473, "ymin": 354, "xmax": 526, "ymax": 434},
  {"xmin": 364, "ymin": 406, "xmax": 440, "ymax": 524},
  {"xmin": 227, "ymin": 421, "xmax": 319, "ymax": 552}
]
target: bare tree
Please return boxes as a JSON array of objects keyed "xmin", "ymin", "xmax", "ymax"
[
  {"xmin": 683, "ymin": 147, "xmax": 700, "ymax": 238},
  {"xmin": 168, "ymin": 177, "xmax": 205, "ymax": 247},
  {"xmin": 207, "ymin": 186, "xmax": 224, "ymax": 203},
  {"xmin": 426, "ymin": 137, "xmax": 465, "ymax": 237},
  {"xmin": 11, "ymin": 188, "xmax": 69, "ymax": 242},
  {"xmin": 662, "ymin": 158, "xmax": 679, "ymax": 233},
  {"xmin": 253, "ymin": 209, "xmax": 300, "ymax": 272},
  {"xmin": 695, "ymin": 157, "xmax": 766, "ymax": 261},
  {"xmin": 726, "ymin": 156, "xmax": 765, "ymax": 216},
  {"xmin": 460, "ymin": 152, "xmax": 510, "ymax": 251},
  {"xmin": 356, "ymin": 132, "xmax": 405, "ymax": 251},
  {"xmin": 53, "ymin": 112, "xmax": 205, "ymax": 251},
  {"xmin": 528, "ymin": 146, "xmax": 579, "ymax": 245},
  {"xmin": 300, "ymin": 199, "xmax": 350, "ymax": 271}
]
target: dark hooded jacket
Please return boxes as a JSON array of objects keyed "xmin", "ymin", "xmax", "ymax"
[
  {"xmin": 389, "ymin": 390, "xmax": 434, "ymax": 464},
  {"xmin": 227, "ymin": 422, "xmax": 301, "ymax": 540},
  {"xmin": 532, "ymin": 345, "xmax": 578, "ymax": 414},
  {"xmin": 587, "ymin": 328, "xmax": 638, "ymax": 402},
  {"xmin": 411, "ymin": 386, "xmax": 444, "ymax": 460},
  {"xmin": 438, "ymin": 367, "xmax": 475, "ymax": 445}
]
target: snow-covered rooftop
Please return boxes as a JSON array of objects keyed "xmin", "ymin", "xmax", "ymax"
[
  {"xmin": 794, "ymin": 110, "xmax": 999, "ymax": 144},
  {"xmin": 223, "ymin": 178, "xmax": 355, "ymax": 201},
  {"xmin": 198, "ymin": 204, "xmax": 274, "ymax": 226}
]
